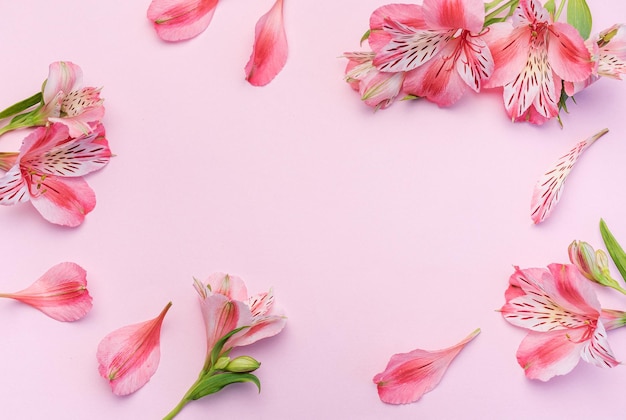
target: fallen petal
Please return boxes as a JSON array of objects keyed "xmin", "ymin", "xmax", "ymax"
[
  {"xmin": 530, "ymin": 128, "xmax": 608, "ymax": 224},
  {"xmin": 245, "ymin": 0, "xmax": 288, "ymax": 86}
]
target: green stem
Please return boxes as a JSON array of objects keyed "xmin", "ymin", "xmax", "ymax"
[
  {"xmin": 0, "ymin": 92, "xmax": 42, "ymax": 120},
  {"xmin": 554, "ymin": 0, "xmax": 566, "ymax": 21},
  {"xmin": 484, "ymin": 0, "xmax": 520, "ymax": 26}
]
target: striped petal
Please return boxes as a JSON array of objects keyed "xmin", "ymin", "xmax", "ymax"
[
  {"xmin": 0, "ymin": 164, "xmax": 28, "ymax": 205},
  {"xmin": 245, "ymin": 0, "xmax": 288, "ymax": 86},
  {"xmin": 29, "ymin": 176, "xmax": 96, "ymax": 227},
  {"xmin": 530, "ymin": 129, "xmax": 608, "ymax": 224},
  {"xmin": 373, "ymin": 20, "xmax": 454, "ymax": 72}
]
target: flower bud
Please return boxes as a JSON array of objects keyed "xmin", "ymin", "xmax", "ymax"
[
  {"xmin": 213, "ymin": 356, "xmax": 231, "ymax": 371},
  {"xmin": 568, "ymin": 240, "xmax": 626, "ymax": 292},
  {"xmin": 225, "ymin": 356, "xmax": 261, "ymax": 373}
]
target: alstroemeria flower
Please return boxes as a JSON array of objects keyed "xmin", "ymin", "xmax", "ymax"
[
  {"xmin": 370, "ymin": 0, "xmax": 494, "ymax": 106},
  {"xmin": 97, "ymin": 302, "xmax": 172, "ymax": 396},
  {"xmin": 0, "ymin": 262, "xmax": 92, "ymax": 322},
  {"xmin": 566, "ymin": 24, "xmax": 626, "ymax": 96},
  {"xmin": 33, "ymin": 61, "xmax": 105, "ymax": 137},
  {"xmin": 245, "ymin": 0, "xmax": 288, "ymax": 86},
  {"xmin": 373, "ymin": 328, "xmax": 480, "ymax": 404},
  {"xmin": 344, "ymin": 51, "xmax": 406, "ymax": 109},
  {"xmin": 530, "ymin": 129, "xmax": 607, "ymax": 224},
  {"xmin": 194, "ymin": 273, "xmax": 286, "ymax": 358},
  {"xmin": 501, "ymin": 264, "xmax": 619, "ymax": 381},
  {"xmin": 483, "ymin": 0, "xmax": 592, "ymax": 124},
  {"xmin": 0, "ymin": 123, "xmax": 111, "ymax": 227},
  {"xmin": 147, "ymin": 0, "xmax": 218, "ymax": 41}
]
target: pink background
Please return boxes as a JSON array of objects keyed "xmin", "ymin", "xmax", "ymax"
[{"xmin": 2, "ymin": 1, "xmax": 626, "ymax": 418}]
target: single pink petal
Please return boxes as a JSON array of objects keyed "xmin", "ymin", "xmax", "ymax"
[
  {"xmin": 29, "ymin": 176, "xmax": 96, "ymax": 227},
  {"xmin": 97, "ymin": 302, "xmax": 172, "ymax": 396},
  {"xmin": 43, "ymin": 62, "xmax": 82, "ymax": 105},
  {"xmin": 530, "ymin": 129, "xmax": 608, "ymax": 224},
  {"xmin": 373, "ymin": 329, "xmax": 480, "ymax": 404},
  {"xmin": 245, "ymin": 0, "xmax": 288, "ymax": 86},
  {"xmin": 0, "ymin": 262, "xmax": 92, "ymax": 322},
  {"xmin": 548, "ymin": 22, "xmax": 592, "ymax": 83},
  {"xmin": 455, "ymin": 35, "xmax": 494, "ymax": 93},
  {"xmin": 544, "ymin": 263, "xmax": 601, "ymax": 316},
  {"xmin": 422, "ymin": 0, "xmax": 485, "ymax": 33},
  {"xmin": 147, "ymin": 0, "xmax": 218, "ymax": 42},
  {"xmin": 516, "ymin": 328, "xmax": 587, "ymax": 381}
]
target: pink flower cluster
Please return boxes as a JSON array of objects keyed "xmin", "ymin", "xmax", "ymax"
[
  {"xmin": 344, "ymin": 0, "xmax": 626, "ymax": 124},
  {"xmin": 0, "ymin": 62, "xmax": 111, "ymax": 227},
  {"xmin": 147, "ymin": 0, "xmax": 288, "ymax": 86}
]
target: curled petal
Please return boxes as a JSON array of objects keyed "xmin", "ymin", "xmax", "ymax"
[
  {"xmin": 147, "ymin": 0, "xmax": 218, "ymax": 41},
  {"xmin": 245, "ymin": 0, "xmax": 288, "ymax": 86},
  {"xmin": 0, "ymin": 262, "xmax": 92, "ymax": 322},
  {"xmin": 97, "ymin": 302, "xmax": 172, "ymax": 396},
  {"xmin": 373, "ymin": 329, "xmax": 480, "ymax": 404},
  {"xmin": 43, "ymin": 62, "xmax": 82, "ymax": 105},
  {"xmin": 531, "ymin": 129, "xmax": 608, "ymax": 224}
]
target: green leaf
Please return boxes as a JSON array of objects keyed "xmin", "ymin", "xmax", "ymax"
[
  {"xmin": 544, "ymin": 0, "xmax": 556, "ymax": 17},
  {"xmin": 209, "ymin": 325, "xmax": 249, "ymax": 368},
  {"xmin": 0, "ymin": 92, "xmax": 42, "ymax": 120},
  {"xmin": 600, "ymin": 219, "xmax": 626, "ymax": 282},
  {"xmin": 188, "ymin": 372, "xmax": 261, "ymax": 400},
  {"xmin": 567, "ymin": 0, "xmax": 592, "ymax": 40}
]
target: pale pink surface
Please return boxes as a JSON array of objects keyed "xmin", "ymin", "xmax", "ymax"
[{"xmin": 2, "ymin": 1, "xmax": 626, "ymax": 419}]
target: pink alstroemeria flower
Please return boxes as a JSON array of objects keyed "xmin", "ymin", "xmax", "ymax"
[
  {"xmin": 245, "ymin": 0, "xmax": 288, "ymax": 86},
  {"xmin": 35, "ymin": 61, "xmax": 104, "ymax": 137},
  {"xmin": 344, "ymin": 51, "xmax": 406, "ymax": 109},
  {"xmin": 566, "ymin": 24, "xmax": 626, "ymax": 96},
  {"xmin": 370, "ymin": 0, "xmax": 494, "ymax": 106},
  {"xmin": 0, "ymin": 123, "xmax": 111, "ymax": 227},
  {"xmin": 530, "ymin": 129, "xmax": 608, "ymax": 224},
  {"xmin": 194, "ymin": 273, "xmax": 286, "ymax": 359},
  {"xmin": 0, "ymin": 262, "xmax": 92, "ymax": 322},
  {"xmin": 483, "ymin": 0, "xmax": 592, "ymax": 124},
  {"xmin": 97, "ymin": 302, "xmax": 172, "ymax": 396},
  {"xmin": 373, "ymin": 329, "xmax": 480, "ymax": 404},
  {"xmin": 501, "ymin": 264, "xmax": 619, "ymax": 381},
  {"xmin": 147, "ymin": 0, "xmax": 218, "ymax": 41}
]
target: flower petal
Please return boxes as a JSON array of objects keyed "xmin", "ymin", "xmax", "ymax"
[
  {"xmin": 422, "ymin": 0, "xmax": 485, "ymax": 33},
  {"xmin": 373, "ymin": 329, "xmax": 479, "ymax": 404},
  {"xmin": 516, "ymin": 328, "xmax": 586, "ymax": 381},
  {"xmin": 229, "ymin": 289, "xmax": 287, "ymax": 348},
  {"xmin": 43, "ymin": 62, "xmax": 82, "ymax": 105},
  {"xmin": 0, "ymin": 164, "xmax": 29, "ymax": 205},
  {"xmin": 97, "ymin": 302, "xmax": 172, "ymax": 396},
  {"xmin": 23, "ymin": 124, "xmax": 111, "ymax": 177},
  {"xmin": 373, "ymin": 20, "xmax": 454, "ymax": 72},
  {"xmin": 368, "ymin": 4, "xmax": 426, "ymax": 53},
  {"xmin": 548, "ymin": 22, "xmax": 592, "ymax": 82},
  {"xmin": 147, "ymin": 0, "xmax": 218, "ymax": 41},
  {"xmin": 579, "ymin": 321, "xmax": 619, "ymax": 368},
  {"xmin": 2, "ymin": 262, "xmax": 92, "ymax": 322},
  {"xmin": 530, "ymin": 129, "xmax": 608, "ymax": 224},
  {"xmin": 245, "ymin": 0, "xmax": 288, "ymax": 86},
  {"xmin": 29, "ymin": 176, "xmax": 96, "ymax": 227}
]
